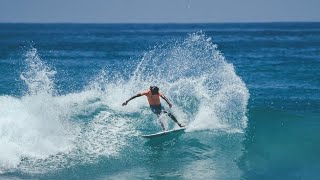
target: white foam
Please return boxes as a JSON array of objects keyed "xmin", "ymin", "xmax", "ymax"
[
  {"xmin": 0, "ymin": 32, "xmax": 250, "ymax": 174},
  {"xmin": 0, "ymin": 94, "xmax": 77, "ymax": 173},
  {"xmin": 0, "ymin": 48, "xmax": 88, "ymax": 173},
  {"xmin": 117, "ymin": 31, "xmax": 250, "ymax": 133},
  {"xmin": 89, "ymin": 32, "xmax": 249, "ymax": 133}
]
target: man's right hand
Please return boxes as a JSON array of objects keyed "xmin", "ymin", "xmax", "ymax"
[{"xmin": 122, "ymin": 101, "xmax": 128, "ymax": 106}]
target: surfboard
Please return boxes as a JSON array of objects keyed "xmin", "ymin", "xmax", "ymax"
[{"xmin": 142, "ymin": 127, "xmax": 186, "ymax": 139}]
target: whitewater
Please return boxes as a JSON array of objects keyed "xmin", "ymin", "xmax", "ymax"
[{"xmin": 0, "ymin": 32, "xmax": 249, "ymax": 179}]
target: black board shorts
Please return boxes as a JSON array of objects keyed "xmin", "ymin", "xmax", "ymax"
[{"xmin": 149, "ymin": 105, "xmax": 164, "ymax": 115}]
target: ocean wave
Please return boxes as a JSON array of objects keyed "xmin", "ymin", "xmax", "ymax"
[{"xmin": 0, "ymin": 32, "xmax": 249, "ymax": 176}]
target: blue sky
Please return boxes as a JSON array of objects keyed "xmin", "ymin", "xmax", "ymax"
[{"xmin": 0, "ymin": 0, "xmax": 319, "ymax": 23}]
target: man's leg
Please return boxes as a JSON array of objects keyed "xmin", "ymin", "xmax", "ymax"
[
  {"xmin": 163, "ymin": 111, "xmax": 184, "ymax": 127},
  {"xmin": 156, "ymin": 114, "xmax": 166, "ymax": 131},
  {"xmin": 159, "ymin": 120, "xmax": 166, "ymax": 131},
  {"xmin": 153, "ymin": 110, "xmax": 166, "ymax": 131},
  {"xmin": 150, "ymin": 106, "xmax": 166, "ymax": 131}
]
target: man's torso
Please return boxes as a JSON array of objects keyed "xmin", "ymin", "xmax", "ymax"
[{"xmin": 141, "ymin": 90, "xmax": 162, "ymax": 105}]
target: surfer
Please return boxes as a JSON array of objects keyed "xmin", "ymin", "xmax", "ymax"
[{"xmin": 122, "ymin": 86, "xmax": 184, "ymax": 130}]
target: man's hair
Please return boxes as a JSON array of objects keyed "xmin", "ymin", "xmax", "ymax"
[{"xmin": 150, "ymin": 86, "xmax": 159, "ymax": 94}]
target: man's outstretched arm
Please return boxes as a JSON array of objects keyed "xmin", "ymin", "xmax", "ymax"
[
  {"xmin": 160, "ymin": 94, "xmax": 173, "ymax": 108},
  {"xmin": 122, "ymin": 94, "xmax": 142, "ymax": 106}
]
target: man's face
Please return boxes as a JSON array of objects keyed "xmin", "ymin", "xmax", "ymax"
[{"xmin": 150, "ymin": 86, "xmax": 159, "ymax": 95}]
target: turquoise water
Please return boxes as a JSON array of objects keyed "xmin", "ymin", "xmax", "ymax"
[{"xmin": 0, "ymin": 23, "xmax": 319, "ymax": 179}]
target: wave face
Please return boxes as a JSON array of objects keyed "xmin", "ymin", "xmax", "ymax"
[{"xmin": 0, "ymin": 29, "xmax": 250, "ymax": 179}]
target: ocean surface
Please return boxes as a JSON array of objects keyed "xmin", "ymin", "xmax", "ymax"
[{"xmin": 0, "ymin": 23, "xmax": 319, "ymax": 179}]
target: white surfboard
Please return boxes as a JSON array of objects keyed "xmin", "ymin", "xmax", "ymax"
[{"xmin": 142, "ymin": 127, "xmax": 186, "ymax": 139}]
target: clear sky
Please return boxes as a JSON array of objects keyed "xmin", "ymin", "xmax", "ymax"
[{"xmin": 0, "ymin": 0, "xmax": 319, "ymax": 23}]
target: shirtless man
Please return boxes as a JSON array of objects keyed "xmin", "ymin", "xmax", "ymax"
[{"xmin": 122, "ymin": 86, "xmax": 184, "ymax": 130}]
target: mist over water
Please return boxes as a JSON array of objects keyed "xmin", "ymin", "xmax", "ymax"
[{"xmin": 0, "ymin": 29, "xmax": 249, "ymax": 179}]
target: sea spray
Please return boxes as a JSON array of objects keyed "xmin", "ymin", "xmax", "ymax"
[
  {"xmin": 102, "ymin": 31, "xmax": 250, "ymax": 132},
  {"xmin": 20, "ymin": 48, "xmax": 56, "ymax": 96},
  {"xmin": 0, "ymin": 48, "xmax": 80, "ymax": 173},
  {"xmin": 0, "ymin": 32, "xmax": 249, "ymax": 175},
  {"xmin": 0, "ymin": 48, "xmax": 139, "ymax": 174}
]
